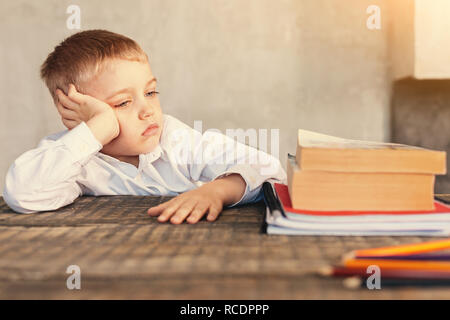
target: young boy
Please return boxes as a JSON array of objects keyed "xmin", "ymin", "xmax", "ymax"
[{"xmin": 3, "ymin": 29, "xmax": 286, "ymax": 224}]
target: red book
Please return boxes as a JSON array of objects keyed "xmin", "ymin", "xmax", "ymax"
[{"xmin": 274, "ymin": 183, "xmax": 450, "ymax": 217}]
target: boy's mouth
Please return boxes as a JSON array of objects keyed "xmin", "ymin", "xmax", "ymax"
[{"xmin": 142, "ymin": 123, "xmax": 159, "ymax": 136}]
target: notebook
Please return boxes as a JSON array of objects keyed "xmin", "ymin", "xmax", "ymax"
[{"xmin": 263, "ymin": 183, "xmax": 450, "ymax": 236}]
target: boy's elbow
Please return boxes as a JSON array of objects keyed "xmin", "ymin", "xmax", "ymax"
[
  {"xmin": 2, "ymin": 187, "xmax": 37, "ymax": 214},
  {"xmin": 3, "ymin": 178, "xmax": 81, "ymax": 214}
]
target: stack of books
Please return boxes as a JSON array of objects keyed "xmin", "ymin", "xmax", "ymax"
[
  {"xmin": 262, "ymin": 129, "xmax": 449, "ymax": 236},
  {"xmin": 289, "ymin": 129, "xmax": 446, "ymax": 211},
  {"xmin": 319, "ymin": 239, "xmax": 450, "ymax": 288}
]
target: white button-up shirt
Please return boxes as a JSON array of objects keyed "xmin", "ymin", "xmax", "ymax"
[{"xmin": 3, "ymin": 114, "xmax": 287, "ymax": 214}]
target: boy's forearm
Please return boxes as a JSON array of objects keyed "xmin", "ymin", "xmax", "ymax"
[{"xmin": 210, "ymin": 173, "xmax": 247, "ymax": 206}]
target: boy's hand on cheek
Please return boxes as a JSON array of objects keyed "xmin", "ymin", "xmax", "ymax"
[
  {"xmin": 55, "ymin": 84, "xmax": 120, "ymax": 145},
  {"xmin": 147, "ymin": 174, "xmax": 246, "ymax": 224}
]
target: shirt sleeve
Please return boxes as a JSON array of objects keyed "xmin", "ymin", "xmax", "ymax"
[
  {"xmin": 3, "ymin": 122, "xmax": 102, "ymax": 213},
  {"xmin": 175, "ymin": 127, "xmax": 287, "ymax": 208}
]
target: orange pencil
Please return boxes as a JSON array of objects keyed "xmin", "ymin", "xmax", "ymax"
[
  {"xmin": 347, "ymin": 238, "xmax": 450, "ymax": 259},
  {"xmin": 343, "ymin": 258, "xmax": 450, "ymax": 272}
]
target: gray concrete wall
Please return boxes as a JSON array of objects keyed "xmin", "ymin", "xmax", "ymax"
[
  {"xmin": 392, "ymin": 79, "xmax": 450, "ymax": 193},
  {"xmin": 0, "ymin": 0, "xmax": 391, "ymax": 193}
]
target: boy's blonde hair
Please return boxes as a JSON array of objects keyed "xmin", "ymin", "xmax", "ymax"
[{"xmin": 40, "ymin": 29, "xmax": 148, "ymax": 102}]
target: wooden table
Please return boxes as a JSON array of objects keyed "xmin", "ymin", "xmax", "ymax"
[{"xmin": 1, "ymin": 195, "xmax": 450, "ymax": 299}]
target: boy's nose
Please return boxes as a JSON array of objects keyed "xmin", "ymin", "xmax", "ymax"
[{"xmin": 139, "ymin": 106, "xmax": 154, "ymax": 120}]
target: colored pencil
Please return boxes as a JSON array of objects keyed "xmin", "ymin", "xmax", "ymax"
[
  {"xmin": 343, "ymin": 258, "xmax": 450, "ymax": 272},
  {"xmin": 343, "ymin": 276, "xmax": 450, "ymax": 289},
  {"xmin": 346, "ymin": 238, "xmax": 450, "ymax": 259},
  {"xmin": 355, "ymin": 254, "xmax": 450, "ymax": 261},
  {"xmin": 319, "ymin": 265, "xmax": 450, "ymax": 279}
]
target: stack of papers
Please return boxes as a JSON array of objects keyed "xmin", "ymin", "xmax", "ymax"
[{"xmin": 264, "ymin": 183, "xmax": 450, "ymax": 236}]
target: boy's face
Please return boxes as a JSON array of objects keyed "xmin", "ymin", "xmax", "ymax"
[{"xmin": 82, "ymin": 58, "xmax": 163, "ymax": 158}]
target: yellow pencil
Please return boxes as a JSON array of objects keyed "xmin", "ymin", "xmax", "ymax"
[
  {"xmin": 343, "ymin": 258, "xmax": 450, "ymax": 272},
  {"xmin": 346, "ymin": 238, "xmax": 450, "ymax": 259}
]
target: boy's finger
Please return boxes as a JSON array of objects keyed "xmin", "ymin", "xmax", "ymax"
[
  {"xmin": 206, "ymin": 205, "xmax": 222, "ymax": 222},
  {"xmin": 147, "ymin": 201, "xmax": 165, "ymax": 214},
  {"xmin": 56, "ymin": 102, "xmax": 77, "ymax": 119},
  {"xmin": 147, "ymin": 197, "xmax": 176, "ymax": 215},
  {"xmin": 147, "ymin": 206, "xmax": 161, "ymax": 216},
  {"xmin": 170, "ymin": 199, "xmax": 198, "ymax": 224},
  {"xmin": 56, "ymin": 88, "xmax": 79, "ymax": 110},
  {"xmin": 61, "ymin": 117, "xmax": 78, "ymax": 130},
  {"xmin": 157, "ymin": 199, "xmax": 185, "ymax": 222},
  {"xmin": 186, "ymin": 202, "xmax": 209, "ymax": 224},
  {"xmin": 55, "ymin": 101, "xmax": 65, "ymax": 114},
  {"xmin": 67, "ymin": 83, "xmax": 89, "ymax": 104}
]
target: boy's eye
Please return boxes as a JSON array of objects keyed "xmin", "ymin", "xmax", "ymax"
[
  {"xmin": 114, "ymin": 91, "xmax": 159, "ymax": 108},
  {"xmin": 146, "ymin": 91, "xmax": 160, "ymax": 97},
  {"xmin": 115, "ymin": 101, "xmax": 130, "ymax": 108}
]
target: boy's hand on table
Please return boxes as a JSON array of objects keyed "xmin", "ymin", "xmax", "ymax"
[
  {"xmin": 55, "ymin": 84, "xmax": 120, "ymax": 145},
  {"xmin": 147, "ymin": 174, "xmax": 247, "ymax": 224}
]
